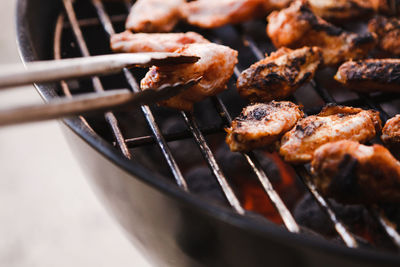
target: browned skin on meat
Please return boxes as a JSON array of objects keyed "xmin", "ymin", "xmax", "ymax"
[
  {"xmin": 370, "ymin": 0, "xmax": 400, "ymax": 15},
  {"xmin": 307, "ymin": 0, "xmax": 373, "ymax": 21},
  {"xmin": 311, "ymin": 140, "xmax": 400, "ymax": 204},
  {"xmin": 180, "ymin": 0, "xmax": 268, "ymax": 29},
  {"xmin": 266, "ymin": 0, "xmax": 377, "ymax": 66},
  {"xmin": 140, "ymin": 43, "xmax": 238, "ymax": 111},
  {"xmin": 369, "ymin": 16, "xmax": 400, "ymax": 55},
  {"xmin": 110, "ymin": 31, "xmax": 209, "ymax": 53},
  {"xmin": 335, "ymin": 59, "xmax": 400, "ymax": 92},
  {"xmin": 263, "ymin": 0, "xmax": 293, "ymax": 11},
  {"xmin": 237, "ymin": 46, "xmax": 322, "ymax": 102},
  {"xmin": 381, "ymin": 115, "xmax": 400, "ymax": 159},
  {"xmin": 126, "ymin": 0, "xmax": 184, "ymax": 32},
  {"xmin": 279, "ymin": 104, "xmax": 381, "ymax": 163},
  {"xmin": 226, "ymin": 101, "xmax": 304, "ymax": 152}
]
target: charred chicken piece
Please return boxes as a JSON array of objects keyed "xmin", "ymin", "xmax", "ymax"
[
  {"xmin": 370, "ymin": 0, "xmax": 400, "ymax": 15},
  {"xmin": 266, "ymin": 0, "xmax": 377, "ymax": 66},
  {"xmin": 311, "ymin": 140, "xmax": 400, "ymax": 204},
  {"xmin": 307, "ymin": 0, "xmax": 373, "ymax": 21},
  {"xmin": 279, "ymin": 104, "xmax": 381, "ymax": 163},
  {"xmin": 368, "ymin": 16, "xmax": 400, "ymax": 55},
  {"xmin": 237, "ymin": 46, "xmax": 322, "ymax": 102},
  {"xmin": 126, "ymin": 0, "xmax": 184, "ymax": 32},
  {"xmin": 110, "ymin": 31, "xmax": 209, "ymax": 53},
  {"xmin": 180, "ymin": 0, "xmax": 268, "ymax": 28},
  {"xmin": 382, "ymin": 115, "xmax": 400, "ymax": 159},
  {"xmin": 141, "ymin": 43, "xmax": 238, "ymax": 111},
  {"xmin": 335, "ymin": 59, "xmax": 400, "ymax": 93},
  {"xmin": 226, "ymin": 101, "xmax": 304, "ymax": 152}
]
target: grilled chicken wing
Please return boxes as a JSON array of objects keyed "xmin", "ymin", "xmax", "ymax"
[
  {"xmin": 307, "ymin": 0, "xmax": 373, "ymax": 21},
  {"xmin": 226, "ymin": 101, "xmax": 303, "ymax": 152},
  {"xmin": 279, "ymin": 104, "xmax": 381, "ymax": 163},
  {"xmin": 266, "ymin": 0, "xmax": 377, "ymax": 66},
  {"xmin": 382, "ymin": 115, "xmax": 400, "ymax": 159},
  {"xmin": 110, "ymin": 31, "xmax": 209, "ymax": 53},
  {"xmin": 263, "ymin": 0, "xmax": 293, "ymax": 11},
  {"xmin": 141, "ymin": 43, "xmax": 238, "ymax": 110},
  {"xmin": 126, "ymin": 0, "xmax": 184, "ymax": 32},
  {"xmin": 180, "ymin": 0, "xmax": 267, "ymax": 28},
  {"xmin": 311, "ymin": 140, "xmax": 400, "ymax": 204},
  {"xmin": 369, "ymin": 16, "xmax": 400, "ymax": 55},
  {"xmin": 335, "ymin": 59, "xmax": 400, "ymax": 93},
  {"xmin": 237, "ymin": 46, "xmax": 322, "ymax": 102}
]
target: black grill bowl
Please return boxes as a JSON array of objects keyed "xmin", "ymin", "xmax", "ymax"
[{"xmin": 15, "ymin": 0, "xmax": 400, "ymax": 266}]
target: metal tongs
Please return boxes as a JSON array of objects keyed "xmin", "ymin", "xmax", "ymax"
[{"xmin": 0, "ymin": 52, "xmax": 200, "ymax": 126}]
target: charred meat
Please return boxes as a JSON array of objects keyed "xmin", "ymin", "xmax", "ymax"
[
  {"xmin": 307, "ymin": 0, "xmax": 373, "ymax": 21},
  {"xmin": 110, "ymin": 31, "xmax": 209, "ymax": 53},
  {"xmin": 141, "ymin": 43, "xmax": 238, "ymax": 110},
  {"xmin": 311, "ymin": 140, "xmax": 400, "ymax": 204},
  {"xmin": 382, "ymin": 115, "xmax": 400, "ymax": 159},
  {"xmin": 180, "ymin": 0, "xmax": 267, "ymax": 28},
  {"xmin": 237, "ymin": 46, "xmax": 322, "ymax": 102},
  {"xmin": 368, "ymin": 16, "xmax": 400, "ymax": 55},
  {"xmin": 226, "ymin": 101, "xmax": 304, "ymax": 152},
  {"xmin": 370, "ymin": 0, "xmax": 400, "ymax": 15},
  {"xmin": 335, "ymin": 59, "xmax": 400, "ymax": 92},
  {"xmin": 126, "ymin": 0, "xmax": 184, "ymax": 32},
  {"xmin": 279, "ymin": 104, "xmax": 381, "ymax": 163},
  {"xmin": 266, "ymin": 0, "xmax": 376, "ymax": 66}
]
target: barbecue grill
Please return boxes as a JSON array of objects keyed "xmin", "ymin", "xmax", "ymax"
[{"xmin": 15, "ymin": 0, "xmax": 400, "ymax": 266}]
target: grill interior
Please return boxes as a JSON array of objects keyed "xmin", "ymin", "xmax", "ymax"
[{"xmin": 54, "ymin": 0, "xmax": 400, "ymax": 253}]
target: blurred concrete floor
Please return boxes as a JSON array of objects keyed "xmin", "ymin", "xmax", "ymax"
[{"xmin": 0, "ymin": 1, "xmax": 151, "ymax": 266}]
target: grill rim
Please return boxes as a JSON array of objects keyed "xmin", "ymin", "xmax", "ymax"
[{"xmin": 14, "ymin": 0, "xmax": 400, "ymax": 264}]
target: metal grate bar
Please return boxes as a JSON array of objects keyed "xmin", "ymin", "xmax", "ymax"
[
  {"xmin": 90, "ymin": 0, "xmax": 188, "ymax": 190},
  {"xmin": 62, "ymin": 0, "xmax": 132, "ymax": 159},
  {"xmin": 242, "ymin": 34, "xmax": 359, "ymax": 247},
  {"xmin": 181, "ymin": 111, "xmax": 245, "ymax": 214},
  {"xmin": 63, "ymin": 14, "xmax": 127, "ymax": 29},
  {"xmin": 122, "ymin": 126, "xmax": 223, "ymax": 148},
  {"xmin": 211, "ymin": 96, "xmax": 300, "ymax": 232}
]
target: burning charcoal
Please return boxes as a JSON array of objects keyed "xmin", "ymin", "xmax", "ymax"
[
  {"xmin": 215, "ymin": 144, "xmax": 281, "ymax": 183},
  {"xmin": 161, "ymin": 117, "xmax": 204, "ymax": 169},
  {"xmin": 294, "ymin": 194, "xmax": 336, "ymax": 236},
  {"xmin": 186, "ymin": 167, "xmax": 227, "ymax": 204}
]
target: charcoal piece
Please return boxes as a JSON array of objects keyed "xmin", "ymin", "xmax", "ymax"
[{"xmin": 186, "ymin": 167, "xmax": 227, "ymax": 205}]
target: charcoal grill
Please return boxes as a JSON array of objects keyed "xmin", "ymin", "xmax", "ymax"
[{"xmin": 16, "ymin": 0, "xmax": 400, "ymax": 266}]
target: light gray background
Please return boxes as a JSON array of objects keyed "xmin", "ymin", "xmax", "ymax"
[{"xmin": 0, "ymin": 1, "xmax": 151, "ymax": 266}]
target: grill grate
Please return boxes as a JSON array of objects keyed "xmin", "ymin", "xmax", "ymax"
[{"xmin": 55, "ymin": 0, "xmax": 400, "ymax": 251}]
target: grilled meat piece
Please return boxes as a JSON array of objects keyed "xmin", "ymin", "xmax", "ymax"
[
  {"xmin": 226, "ymin": 101, "xmax": 304, "ymax": 152},
  {"xmin": 307, "ymin": 0, "xmax": 373, "ymax": 21},
  {"xmin": 266, "ymin": 0, "xmax": 377, "ymax": 66},
  {"xmin": 369, "ymin": 16, "xmax": 400, "ymax": 55},
  {"xmin": 126, "ymin": 0, "xmax": 184, "ymax": 32},
  {"xmin": 279, "ymin": 104, "xmax": 381, "ymax": 163},
  {"xmin": 311, "ymin": 140, "xmax": 400, "ymax": 204},
  {"xmin": 141, "ymin": 43, "xmax": 238, "ymax": 110},
  {"xmin": 370, "ymin": 0, "xmax": 400, "ymax": 15},
  {"xmin": 335, "ymin": 59, "xmax": 400, "ymax": 92},
  {"xmin": 180, "ymin": 0, "xmax": 267, "ymax": 28},
  {"xmin": 382, "ymin": 115, "xmax": 400, "ymax": 159},
  {"xmin": 237, "ymin": 46, "xmax": 322, "ymax": 102},
  {"xmin": 110, "ymin": 31, "xmax": 209, "ymax": 53}
]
